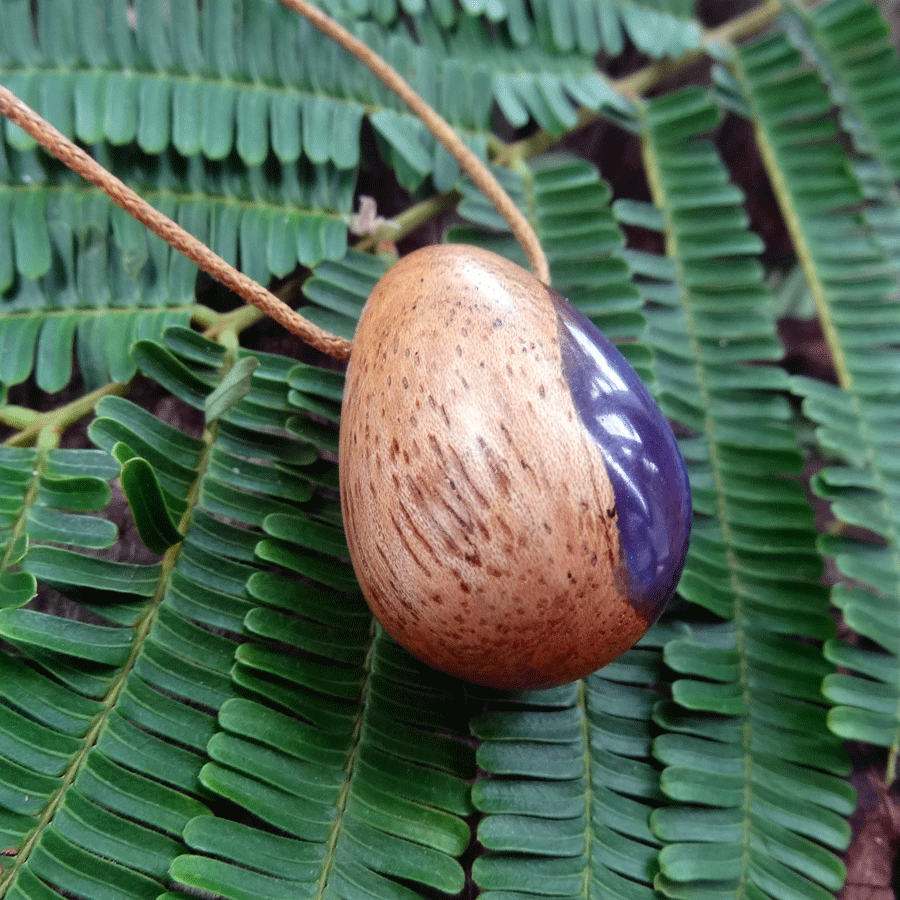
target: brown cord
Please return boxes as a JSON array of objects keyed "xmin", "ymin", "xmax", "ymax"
[{"xmin": 0, "ymin": 85, "xmax": 352, "ymax": 360}]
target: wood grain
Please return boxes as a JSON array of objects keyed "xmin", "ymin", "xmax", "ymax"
[{"xmin": 339, "ymin": 245, "xmax": 647, "ymax": 689}]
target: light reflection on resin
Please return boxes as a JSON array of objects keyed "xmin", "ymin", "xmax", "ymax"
[{"xmin": 552, "ymin": 291, "xmax": 692, "ymax": 624}]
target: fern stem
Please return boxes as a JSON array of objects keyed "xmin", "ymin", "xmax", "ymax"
[
  {"xmin": 728, "ymin": 57, "xmax": 853, "ymax": 390},
  {"xmin": 313, "ymin": 622, "xmax": 376, "ymax": 900},
  {"xmin": 279, "ymin": 0, "xmax": 551, "ymax": 286},
  {"xmin": 2, "ymin": 379, "xmax": 131, "ymax": 448},
  {"xmin": 0, "ymin": 432, "xmax": 55, "ymax": 613},
  {"xmin": 190, "ymin": 304, "xmax": 223, "ymax": 330},
  {"xmin": 0, "ymin": 85, "xmax": 353, "ymax": 361},
  {"xmin": 202, "ymin": 303, "xmax": 267, "ymax": 340},
  {"xmin": 0, "ymin": 406, "xmax": 39, "ymax": 429}
]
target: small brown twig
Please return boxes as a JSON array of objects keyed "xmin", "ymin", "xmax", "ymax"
[
  {"xmin": 279, "ymin": 0, "xmax": 550, "ymax": 286},
  {"xmin": 0, "ymin": 85, "xmax": 352, "ymax": 361}
]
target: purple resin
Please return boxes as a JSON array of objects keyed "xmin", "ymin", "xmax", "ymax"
[{"xmin": 551, "ymin": 291, "xmax": 691, "ymax": 625}]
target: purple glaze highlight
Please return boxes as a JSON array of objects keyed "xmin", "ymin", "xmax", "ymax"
[{"xmin": 550, "ymin": 290, "xmax": 691, "ymax": 624}]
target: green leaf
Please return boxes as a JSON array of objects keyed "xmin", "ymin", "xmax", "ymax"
[
  {"xmin": 205, "ymin": 356, "xmax": 260, "ymax": 424},
  {"xmin": 726, "ymin": 12, "xmax": 900, "ymax": 793},
  {"xmin": 22, "ymin": 546, "xmax": 161, "ymax": 596},
  {"xmin": 0, "ymin": 609, "xmax": 132, "ymax": 665},
  {"xmin": 0, "ymin": 569, "xmax": 38, "ymax": 609},
  {"xmin": 119, "ymin": 455, "xmax": 184, "ymax": 554},
  {"xmin": 132, "ymin": 339, "xmax": 214, "ymax": 409}
]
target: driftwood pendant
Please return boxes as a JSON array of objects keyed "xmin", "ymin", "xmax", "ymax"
[{"xmin": 339, "ymin": 245, "xmax": 691, "ymax": 690}]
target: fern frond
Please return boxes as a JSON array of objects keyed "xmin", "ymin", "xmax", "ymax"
[
  {"xmin": 0, "ymin": 447, "xmax": 120, "ymax": 611},
  {"xmin": 786, "ymin": 0, "xmax": 900, "ymax": 183},
  {"xmin": 0, "ymin": 141, "xmax": 355, "ymax": 393},
  {"xmin": 1, "ymin": 0, "xmax": 637, "ymax": 198},
  {"xmin": 319, "ymin": 0, "xmax": 699, "ymax": 57},
  {"xmin": 0, "ymin": 148, "xmax": 354, "ymax": 397},
  {"xmin": 0, "ymin": 167, "xmax": 199, "ymax": 391},
  {"xmin": 3, "ymin": 0, "xmax": 369, "ymax": 165},
  {"xmin": 176, "ymin": 627, "xmax": 475, "ymax": 900},
  {"xmin": 0, "ymin": 333, "xmax": 369, "ymax": 898},
  {"xmin": 472, "ymin": 625, "xmax": 678, "ymax": 900},
  {"xmin": 788, "ymin": 0, "xmax": 900, "ymax": 328},
  {"xmin": 0, "ymin": 445, "xmax": 129, "ymax": 850},
  {"xmin": 630, "ymin": 86, "xmax": 851, "ymax": 900},
  {"xmin": 169, "ymin": 341, "xmax": 476, "ymax": 900},
  {"xmin": 729, "ymin": 13, "xmax": 900, "ymax": 774},
  {"xmin": 474, "ymin": 0, "xmax": 701, "ymax": 59},
  {"xmin": 316, "ymin": 0, "xmax": 700, "ymax": 59},
  {"xmin": 431, "ymin": 14, "xmax": 633, "ymax": 139}
]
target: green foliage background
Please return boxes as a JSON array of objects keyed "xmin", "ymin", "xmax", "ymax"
[{"xmin": 1, "ymin": 1, "xmax": 899, "ymax": 898}]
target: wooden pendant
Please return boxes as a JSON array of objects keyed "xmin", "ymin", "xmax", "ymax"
[{"xmin": 339, "ymin": 245, "xmax": 691, "ymax": 690}]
